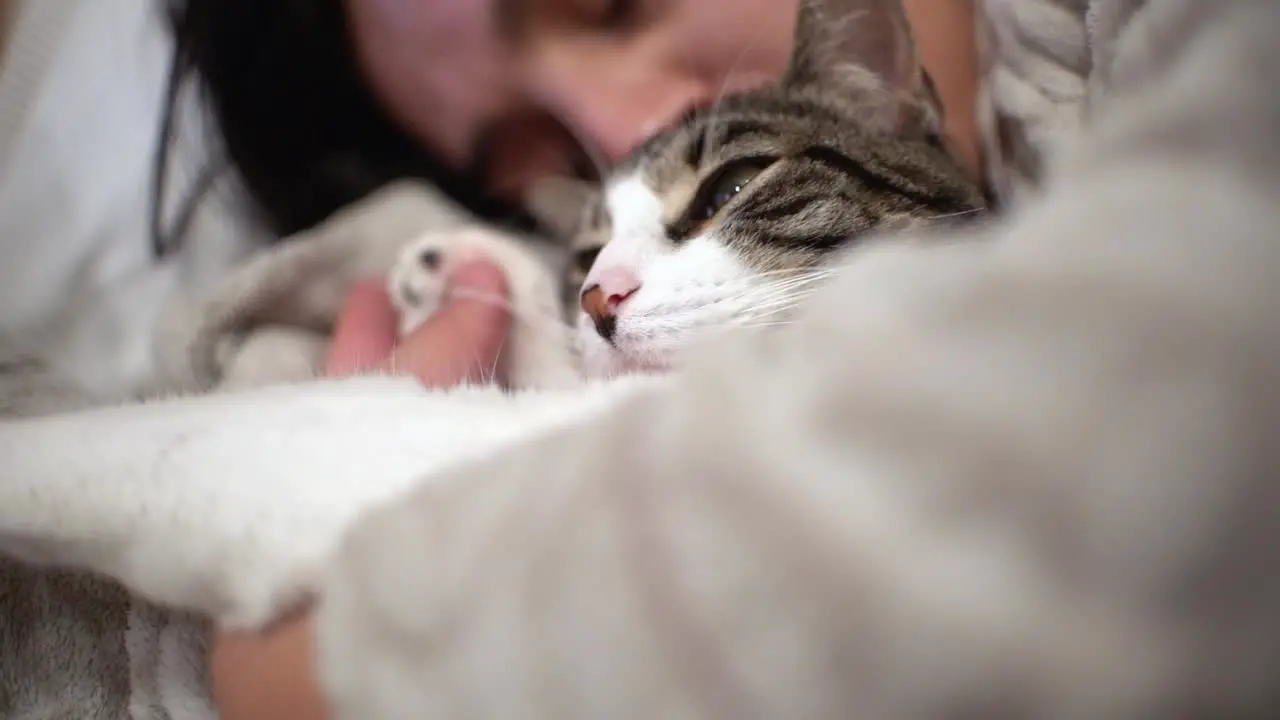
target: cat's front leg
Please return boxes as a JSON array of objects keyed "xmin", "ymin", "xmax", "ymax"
[{"xmin": 0, "ymin": 375, "xmax": 533, "ymax": 630}]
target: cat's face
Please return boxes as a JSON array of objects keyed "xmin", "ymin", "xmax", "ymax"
[{"xmin": 531, "ymin": 0, "xmax": 986, "ymax": 376}]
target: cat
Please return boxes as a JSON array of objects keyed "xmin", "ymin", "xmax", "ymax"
[{"xmin": 0, "ymin": 0, "xmax": 981, "ymax": 631}]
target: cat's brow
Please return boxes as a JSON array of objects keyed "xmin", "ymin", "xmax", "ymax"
[
  {"xmin": 698, "ymin": 118, "xmax": 775, "ymax": 164},
  {"xmin": 800, "ymin": 146, "xmax": 974, "ymax": 215}
]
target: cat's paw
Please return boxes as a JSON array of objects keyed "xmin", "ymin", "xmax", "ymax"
[
  {"xmin": 388, "ymin": 228, "xmax": 537, "ymax": 338},
  {"xmin": 388, "ymin": 226, "xmax": 581, "ymax": 388},
  {"xmin": 388, "ymin": 236, "xmax": 454, "ymax": 337}
]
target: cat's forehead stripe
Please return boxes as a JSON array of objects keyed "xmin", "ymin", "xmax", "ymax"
[
  {"xmin": 594, "ymin": 173, "xmax": 668, "ymax": 271},
  {"xmin": 685, "ymin": 116, "xmax": 776, "ymax": 167},
  {"xmin": 605, "ymin": 173, "xmax": 664, "ymax": 234}
]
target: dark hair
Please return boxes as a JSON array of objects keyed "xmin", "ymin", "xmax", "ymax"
[{"xmin": 155, "ymin": 0, "xmax": 529, "ymax": 256}]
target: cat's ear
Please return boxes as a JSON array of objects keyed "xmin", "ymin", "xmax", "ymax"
[
  {"xmin": 523, "ymin": 175, "xmax": 600, "ymax": 243},
  {"xmin": 782, "ymin": 0, "xmax": 941, "ymax": 138}
]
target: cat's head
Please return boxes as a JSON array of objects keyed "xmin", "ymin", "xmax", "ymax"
[{"xmin": 528, "ymin": 0, "xmax": 985, "ymax": 376}]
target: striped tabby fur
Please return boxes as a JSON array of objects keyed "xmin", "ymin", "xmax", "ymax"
[{"xmin": 540, "ymin": 0, "xmax": 987, "ymax": 310}]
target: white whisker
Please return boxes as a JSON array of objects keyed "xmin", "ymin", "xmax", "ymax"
[
  {"xmin": 441, "ymin": 288, "xmax": 579, "ymax": 345},
  {"xmin": 738, "ymin": 318, "xmax": 801, "ymax": 330},
  {"xmin": 577, "ymin": 134, "xmax": 612, "ymax": 186},
  {"xmin": 924, "ymin": 208, "xmax": 985, "ymax": 224},
  {"xmin": 702, "ymin": 16, "xmax": 781, "ymax": 159},
  {"xmin": 704, "ymin": 37, "xmax": 761, "ymax": 158}
]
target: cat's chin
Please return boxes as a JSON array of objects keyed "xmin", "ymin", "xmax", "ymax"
[
  {"xmin": 615, "ymin": 353, "xmax": 671, "ymax": 373},
  {"xmin": 606, "ymin": 360, "xmax": 673, "ymax": 380},
  {"xmin": 580, "ymin": 349, "xmax": 673, "ymax": 380}
]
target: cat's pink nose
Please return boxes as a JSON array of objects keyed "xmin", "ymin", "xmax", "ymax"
[
  {"xmin": 580, "ymin": 267, "xmax": 641, "ymax": 342},
  {"xmin": 592, "ymin": 267, "xmax": 641, "ymax": 310}
]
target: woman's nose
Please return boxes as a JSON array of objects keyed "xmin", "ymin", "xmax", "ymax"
[
  {"xmin": 524, "ymin": 43, "xmax": 711, "ymax": 165},
  {"xmin": 570, "ymin": 78, "xmax": 706, "ymax": 164}
]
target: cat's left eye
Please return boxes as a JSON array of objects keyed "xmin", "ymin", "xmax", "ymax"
[
  {"xmin": 691, "ymin": 159, "xmax": 769, "ymax": 223},
  {"xmin": 668, "ymin": 156, "xmax": 774, "ymax": 241}
]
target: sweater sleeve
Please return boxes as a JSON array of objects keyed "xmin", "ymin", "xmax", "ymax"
[
  {"xmin": 314, "ymin": 189, "xmax": 1280, "ymax": 719},
  {"xmin": 312, "ymin": 224, "xmax": 1170, "ymax": 717},
  {"xmin": 321, "ymin": 209, "xmax": 1280, "ymax": 717}
]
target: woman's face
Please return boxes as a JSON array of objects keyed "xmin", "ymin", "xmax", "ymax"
[{"xmin": 345, "ymin": 0, "xmax": 801, "ymax": 199}]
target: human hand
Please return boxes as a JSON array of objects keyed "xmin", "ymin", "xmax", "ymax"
[
  {"xmin": 211, "ymin": 258, "xmax": 512, "ymax": 720},
  {"xmin": 323, "ymin": 258, "xmax": 512, "ymax": 385}
]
